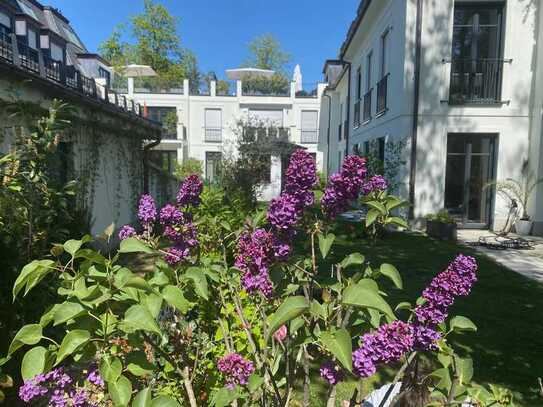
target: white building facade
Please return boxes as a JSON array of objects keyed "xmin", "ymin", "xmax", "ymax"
[
  {"xmin": 320, "ymin": 0, "xmax": 543, "ymax": 234},
  {"xmin": 126, "ymin": 77, "xmax": 326, "ymax": 201}
]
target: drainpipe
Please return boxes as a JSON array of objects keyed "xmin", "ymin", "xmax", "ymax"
[
  {"xmin": 409, "ymin": 0, "xmax": 423, "ymax": 220},
  {"xmin": 342, "ymin": 61, "xmax": 352, "ymax": 155},
  {"xmin": 323, "ymin": 92, "xmax": 332, "ymax": 176}
]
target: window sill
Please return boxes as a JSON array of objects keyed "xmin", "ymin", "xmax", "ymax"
[
  {"xmin": 441, "ymin": 99, "xmax": 510, "ymax": 107},
  {"xmin": 362, "ymin": 118, "xmax": 372, "ymax": 126},
  {"xmin": 375, "ymin": 108, "xmax": 388, "ymax": 118}
]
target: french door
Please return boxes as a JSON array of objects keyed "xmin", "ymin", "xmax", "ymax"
[{"xmin": 444, "ymin": 134, "xmax": 497, "ymax": 228}]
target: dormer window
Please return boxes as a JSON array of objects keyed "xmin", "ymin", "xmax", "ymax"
[
  {"xmin": 98, "ymin": 66, "xmax": 111, "ymax": 87},
  {"xmin": 50, "ymin": 41, "xmax": 64, "ymax": 63},
  {"xmin": 0, "ymin": 10, "xmax": 12, "ymax": 35}
]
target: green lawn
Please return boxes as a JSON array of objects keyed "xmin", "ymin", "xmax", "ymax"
[{"xmin": 304, "ymin": 227, "xmax": 543, "ymax": 406}]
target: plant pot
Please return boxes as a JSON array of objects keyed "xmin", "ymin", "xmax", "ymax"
[
  {"xmin": 426, "ymin": 220, "xmax": 457, "ymax": 241},
  {"xmin": 515, "ymin": 219, "xmax": 532, "ymax": 236}
]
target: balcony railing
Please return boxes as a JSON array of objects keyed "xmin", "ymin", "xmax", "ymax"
[
  {"xmin": 242, "ymin": 127, "xmax": 290, "ymax": 143},
  {"xmin": 295, "ymin": 83, "xmax": 318, "ymax": 98},
  {"xmin": 134, "ymin": 77, "xmax": 184, "ymax": 94},
  {"xmin": 0, "ymin": 33, "xmax": 146, "ymax": 121},
  {"xmin": 18, "ymin": 42, "xmax": 39, "ymax": 74},
  {"xmin": 363, "ymin": 89, "xmax": 372, "ymax": 123},
  {"xmin": 0, "ymin": 31, "xmax": 13, "ymax": 62},
  {"xmin": 376, "ymin": 74, "xmax": 389, "ymax": 115},
  {"xmin": 301, "ymin": 129, "xmax": 318, "ymax": 144},
  {"xmin": 204, "ymin": 127, "xmax": 222, "ymax": 143},
  {"xmin": 354, "ymin": 100, "xmax": 361, "ymax": 127},
  {"xmin": 448, "ymin": 58, "xmax": 509, "ymax": 105}
]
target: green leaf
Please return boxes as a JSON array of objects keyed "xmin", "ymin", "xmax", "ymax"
[
  {"xmin": 431, "ymin": 367, "xmax": 452, "ymax": 390},
  {"xmin": 365, "ymin": 209, "xmax": 380, "ymax": 227},
  {"xmin": 385, "ymin": 196, "xmax": 405, "ymax": 211},
  {"xmin": 162, "ymin": 285, "xmax": 191, "ymax": 313},
  {"xmin": 8, "ymin": 324, "xmax": 42, "ymax": 355},
  {"xmin": 450, "ymin": 316, "xmax": 477, "ymax": 332},
  {"xmin": 340, "ymin": 253, "xmax": 365, "ymax": 269},
  {"xmin": 365, "ymin": 200, "xmax": 387, "ymax": 214},
  {"xmin": 184, "ymin": 267, "xmax": 209, "ymax": 300},
  {"xmin": 318, "ymin": 233, "xmax": 335, "ymax": 259},
  {"xmin": 342, "ymin": 284, "xmax": 396, "ymax": 320},
  {"xmin": 248, "ymin": 374, "xmax": 264, "ymax": 392},
  {"xmin": 55, "ymin": 330, "xmax": 90, "ymax": 365},
  {"xmin": 53, "ymin": 301, "xmax": 87, "ymax": 326},
  {"xmin": 212, "ymin": 387, "xmax": 239, "ymax": 407},
  {"xmin": 13, "ymin": 260, "xmax": 55, "ymax": 300},
  {"xmin": 395, "ymin": 301, "xmax": 412, "ymax": 311},
  {"xmin": 123, "ymin": 276, "xmax": 155, "ymax": 293},
  {"xmin": 126, "ymin": 351, "xmax": 155, "ymax": 377},
  {"xmin": 379, "ymin": 264, "xmax": 403, "ymax": 289},
  {"xmin": 100, "ymin": 357, "xmax": 122, "ymax": 383},
  {"xmin": 108, "ymin": 375, "xmax": 132, "ymax": 406},
  {"xmin": 151, "ymin": 396, "xmax": 182, "ymax": 407},
  {"xmin": 320, "ymin": 329, "xmax": 353, "ymax": 372},
  {"xmin": 133, "ymin": 387, "xmax": 152, "ymax": 407},
  {"xmin": 266, "ymin": 296, "xmax": 309, "ymax": 341},
  {"xmin": 310, "ymin": 300, "xmax": 327, "ymax": 320},
  {"xmin": 21, "ymin": 347, "xmax": 48, "ymax": 380},
  {"xmin": 119, "ymin": 237, "xmax": 153, "ymax": 254},
  {"xmin": 123, "ymin": 305, "xmax": 161, "ymax": 335},
  {"xmin": 455, "ymin": 356, "xmax": 474, "ymax": 385},
  {"xmin": 63, "ymin": 239, "xmax": 82, "ymax": 256},
  {"xmin": 386, "ymin": 216, "xmax": 409, "ymax": 229}
]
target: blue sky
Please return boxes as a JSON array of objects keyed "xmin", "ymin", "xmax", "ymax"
[{"xmin": 45, "ymin": 0, "xmax": 359, "ymax": 83}]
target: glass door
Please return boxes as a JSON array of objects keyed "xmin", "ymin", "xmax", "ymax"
[{"xmin": 444, "ymin": 134, "xmax": 496, "ymax": 227}]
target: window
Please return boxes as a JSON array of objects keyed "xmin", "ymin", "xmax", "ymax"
[
  {"xmin": 301, "ymin": 110, "xmax": 318, "ymax": 143},
  {"xmin": 0, "ymin": 10, "xmax": 11, "ymax": 32},
  {"xmin": 338, "ymin": 103, "xmax": 343, "ymax": 141},
  {"xmin": 354, "ymin": 67, "xmax": 362, "ymax": 127},
  {"xmin": 364, "ymin": 141, "xmax": 370, "ymax": 156},
  {"xmin": 205, "ymin": 152, "xmax": 222, "ymax": 183},
  {"xmin": 380, "ymin": 30, "xmax": 389, "ymax": 78},
  {"xmin": 204, "ymin": 108, "xmax": 222, "ymax": 142},
  {"xmin": 449, "ymin": 2, "xmax": 505, "ymax": 104},
  {"xmin": 150, "ymin": 150, "xmax": 177, "ymax": 175},
  {"xmin": 377, "ymin": 31, "xmax": 389, "ymax": 115},
  {"xmin": 378, "ymin": 137, "xmax": 385, "ymax": 162},
  {"xmin": 147, "ymin": 106, "xmax": 177, "ymax": 140},
  {"xmin": 50, "ymin": 41, "xmax": 64, "ymax": 62},
  {"xmin": 366, "ymin": 52, "xmax": 373, "ymax": 91},
  {"xmin": 249, "ymin": 109, "xmax": 283, "ymax": 127},
  {"xmin": 27, "ymin": 27, "xmax": 37, "ymax": 49},
  {"xmin": 98, "ymin": 67, "xmax": 111, "ymax": 87}
]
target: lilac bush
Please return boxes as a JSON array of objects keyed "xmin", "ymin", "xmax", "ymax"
[
  {"xmin": 177, "ymin": 174, "xmax": 204, "ymax": 207},
  {"xmin": 217, "ymin": 353, "xmax": 255, "ymax": 389}
]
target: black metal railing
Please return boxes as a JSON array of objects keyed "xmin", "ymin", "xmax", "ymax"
[
  {"xmin": 363, "ymin": 89, "xmax": 372, "ymax": 123},
  {"xmin": 448, "ymin": 58, "xmax": 508, "ymax": 104},
  {"xmin": 243, "ymin": 127, "xmax": 290, "ymax": 142},
  {"xmin": 17, "ymin": 42, "xmax": 39, "ymax": 73},
  {"xmin": 354, "ymin": 100, "xmax": 361, "ymax": 127},
  {"xmin": 44, "ymin": 56, "xmax": 62, "ymax": 82},
  {"xmin": 376, "ymin": 74, "xmax": 388, "ymax": 115},
  {"xmin": 301, "ymin": 129, "xmax": 318, "ymax": 144},
  {"xmin": 0, "ymin": 32, "xmax": 13, "ymax": 62},
  {"xmin": 204, "ymin": 127, "xmax": 222, "ymax": 142},
  {"xmin": 80, "ymin": 75, "xmax": 97, "ymax": 97}
]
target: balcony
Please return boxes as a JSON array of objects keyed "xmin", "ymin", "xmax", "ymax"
[
  {"xmin": 0, "ymin": 32, "xmax": 13, "ymax": 62},
  {"xmin": 17, "ymin": 42, "xmax": 39, "ymax": 74},
  {"xmin": 447, "ymin": 58, "xmax": 510, "ymax": 105},
  {"xmin": 376, "ymin": 74, "xmax": 388, "ymax": 115},
  {"xmin": 242, "ymin": 126, "xmax": 290, "ymax": 143},
  {"xmin": 204, "ymin": 127, "xmax": 222, "ymax": 143},
  {"xmin": 363, "ymin": 89, "xmax": 372, "ymax": 123},
  {"xmin": 134, "ymin": 77, "xmax": 184, "ymax": 94},
  {"xmin": 301, "ymin": 129, "xmax": 318, "ymax": 144}
]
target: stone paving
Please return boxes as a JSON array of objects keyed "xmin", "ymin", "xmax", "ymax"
[{"xmin": 457, "ymin": 229, "xmax": 543, "ymax": 283}]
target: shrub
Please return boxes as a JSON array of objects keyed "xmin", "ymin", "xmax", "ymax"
[{"xmin": 174, "ymin": 158, "xmax": 203, "ymax": 180}]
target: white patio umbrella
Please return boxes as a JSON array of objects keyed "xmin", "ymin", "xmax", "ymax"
[
  {"xmin": 293, "ymin": 64, "xmax": 303, "ymax": 92},
  {"xmin": 121, "ymin": 64, "xmax": 157, "ymax": 78},
  {"xmin": 225, "ymin": 67, "xmax": 275, "ymax": 80}
]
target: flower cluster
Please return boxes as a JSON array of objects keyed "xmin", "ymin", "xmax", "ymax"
[
  {"xmin": 362, "ymin": 175, "xmax": 388, "ymax": 195},
  {"xmin": 319, "ymin": 361, "xmax": 344, "ymax": 385},
  {"xmin": 283, "ymin": 149, "xmax": 318, "ymax": 208},
  {"xmin": 351, "ymin": 255, "xmax": 478, "ymax": 378},
  {"xmin": 19, "ymin": 367, "xmax": 105, "ymax": 406},
  {"xmin": 321, "ymin": 155, "xmax": 368, "ymax": 218},
  {"xmin": 217, "ymin": 353, "xmax": 255, "ymax": 389},
  {"xmin": 267, "ymin": 194, "xmax": 300, "ymax": 232},
  {"xmin": 177, "ymin": 174, "xmax": 204, "ymax": 207},
  {"xmin": 159, "ymin": 204, "xmax": 184, "ymax": 225},
  {"xmin": 352, "ymin": 321, "xmax": 415, "ymax": 378},
  {"xmin": 118, "ymin": 225, "xmax": 136, "ymax": 241},
  {"xmin": 137, "ymin": 194, "xmax": 157, "ymax": 225}
]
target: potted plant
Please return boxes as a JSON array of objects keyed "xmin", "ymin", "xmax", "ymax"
[
  {"xmin": 426, "ymin": 210, "xmax": 457, "ymax": 241},
  {"xmin": 485, "ymin": 164, "xmax": 543, "ymax": 236}
]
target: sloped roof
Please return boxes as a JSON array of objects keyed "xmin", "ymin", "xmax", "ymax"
[{"xmin": 339, "ymin": 0, "xmax": 373, "ymax": 58}]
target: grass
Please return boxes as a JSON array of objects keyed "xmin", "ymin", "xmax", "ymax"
[{"xmin": 301, "ymin": 226, "xmax": 543, "ymax": 406}]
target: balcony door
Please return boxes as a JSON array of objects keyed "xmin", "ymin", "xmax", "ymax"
[
  {"xmin": 444, "ymin": 134, "xmax": 496, "ymax": 228},
  {"xmin": 450, "ymin": 2, "xmax": 505, "ymax": 104}
]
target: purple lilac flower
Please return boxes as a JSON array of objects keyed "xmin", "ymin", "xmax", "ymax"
[
  {"xmin": 362, "ymin": 175, "xmax": 389, "ymax": 195},
  {"xmin": 49, "ymin": 389, "xmax": 67, "ymax": 407},
  {"xmin": 177, "ymin": 174, "xmax": 204, "ymax": 207},
  {"xmin": 118, "ymin": 225, "xmax": 136, "ymax": 241},
  {"xmin": 352, "ymin": 321, "xmax": 415, "ymax": 378},
  {"xmin": 321, "ymin": 156, "xmax": 367, "ymax": 218},
  {"xmin": 18, "ymin": 379, "xmax": 48, "ymax": 402},
  {"xmin": 159, "ymin": 204, "xmax": 184, "ymax": 225},
  {"xmin": 138, "ymin": 194, "xmax": 157, "ymax": 224},
  {"xmin": 87, "ymin": 370, "xmax": 104, "ymax": 388},
  {"xmin": 319, "ymin": 361, "xmax": 344, "ymax": 385},
  {"xmin": 284, "ymin": 149, "xmax": 318, "ymax": 208},
  {"xmin": 413, "ymin": 325, "xmax": 441, "ymax": 351},
  {"xmin": 272, "ymin": 237, "xmax": 291, "ymax": 261},
  {"xmin": 217, "ymin": 353, "xmax": 255, "ymax": 389},
  {"xmin": 267, "ymin": 194, "xmax": 300, "ymax": 232},
  {"xmin": 165, "ymin": 245, "xmax": 190, "ymax": 266},
  {"xmin": 414, "ymin": 254, "xmax": 477, "ymax": 326},
  {"xmin": 70, "ymin": 388, "xmax": 88, "ymax": 406}
]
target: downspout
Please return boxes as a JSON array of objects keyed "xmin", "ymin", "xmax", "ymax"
[
  {"xmin": 323, "ymin": 92, "xmax": 332, "ymax": 176},
  {"xmin": 343, "ymin": 61, "xmax": 352, "ymax": 155},
  {"xmin": 409, "ymin": 0, "xmax": 423, "ymax": 220}
]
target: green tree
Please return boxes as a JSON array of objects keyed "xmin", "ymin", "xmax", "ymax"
[
  {"xmin": 99, "ymin": 0, "xmax": 200, "ymax": 89},
  {"xmin": 244, "ymin": 34, "xmax": 291, "ymax": 73}
]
